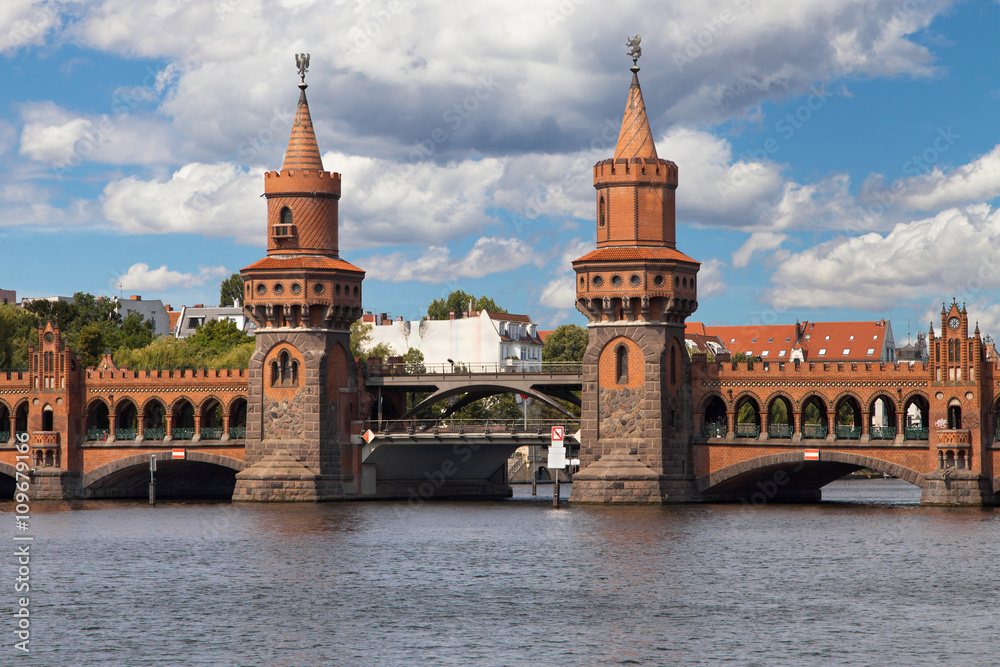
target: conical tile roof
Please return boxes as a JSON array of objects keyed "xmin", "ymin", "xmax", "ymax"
[
  {"xmin": 613, "ymin": 68, "xmax": 658, "ymax": 161},
  {"xmin": 281, "ymin": 85, "xmax": 325, "ymax": 172}
]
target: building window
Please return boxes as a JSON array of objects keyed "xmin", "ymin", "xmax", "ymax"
[
  {"xmin": 598, "ymin": 196, "xmax": 605, "ymax": 228},
  {"xmin": 818, "ymin": 348, "xmax": 827, "ymax": 356},
  {"xmin": 616, "ymin": 345, "xmax": 628, "ymax": 385},
  {"xmin": 778, "ymin": 350, "xmax": 786, "ymax": 357},
  {"xmin": 849, "ymin": 335, "xmax": 855, "ymax": 340},
  {"xmin": 842, "ymin": 348, "xmax": 850, "ymax": 355},
  {"xmin": 761, "ymin": 351, "xmax": 769, "ymax": 357},
  {"xmin": 866, "ymin": 348, "xmax": 875, "ymax": 355},
  {"xmin": 670, "ymin": 345, "xmax": 677, "ymax": 385}
]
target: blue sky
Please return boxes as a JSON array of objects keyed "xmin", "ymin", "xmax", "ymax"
[{"xmin": 1, "ymin": 0, "xmax": 998, "ymax": 343}]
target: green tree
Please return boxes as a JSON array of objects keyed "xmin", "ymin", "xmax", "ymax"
[
  {"xmin": 110, "ymin": 312, "xmax": 155, "ymax": 351},
  {"xmin": 426, "ymin": 290, "xmax": 507, "ymax": 320},
  {"xmin": 349, "ymin": 320, "xmax": 395, "ymax": 362},
  {"xmin": 542, "ymin": 324, "xmax": 587, "ymax": 362},
  {"xmin": 219, "ymin": 273, "xmax": 244, "ymax": 307},
  {"xmin": 737, "ymin": 402, "xmax": 758, "ymax": 424},
  {"xmin": 0, "ymin": 305, "xmax": 39, "ymax": 368},
  {"xmin": 403, "ymin": 348, "xmax": 425, "ymax": 373},
  {"xmin": 188, "ymin": 318, "xmax": 252, "ymax": 352}
]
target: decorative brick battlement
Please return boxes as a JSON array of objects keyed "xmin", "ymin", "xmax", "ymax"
[
  {"xmin": 264, "ymin": 169, "xmax": 341, "ymax": 196},
  {"xmin": 594, "ymin": 157, "xmax": 677, "ymax": 186}
]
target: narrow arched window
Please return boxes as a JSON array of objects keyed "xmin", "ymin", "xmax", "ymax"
[
  {"xmin": 281, "ymin": 208, "xmax": 292, "ymax": 225},
  {"xmin": 599, "ymin": 196, "xmax": 606, "ymax": 228},
  {"xmin": 280, "ymin": 352, "xmax": 291, "ymax": 385},
  {"xmin": 290, "ymin": 361, "xmax": 298, "ymax": 387},
  {"xmin": 616, "ymin": 345, "xmax": 628, "ymax": 385},
  {"xmin": 271, "ymin": 361, "xmax": 279, "ymax": 387}
]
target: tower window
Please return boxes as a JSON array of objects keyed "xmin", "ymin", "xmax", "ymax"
[
  {"xmin": 273, "ymin": 208, "xmax": 296, "ymax": 239},
  {"xmin": 599, "ymin": 196, "xmax": 605, "ymax": 228},
  {"xmin": 616, "ymin": 344, "xmax": 628, "ymax": 385}
]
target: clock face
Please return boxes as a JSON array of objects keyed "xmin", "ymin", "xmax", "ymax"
[{"xmin": 948, "ymin": 317, "xmax": 960, "ymax": 330}]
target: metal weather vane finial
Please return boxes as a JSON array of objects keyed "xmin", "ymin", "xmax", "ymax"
[
  {"xmin": 626, "ymin": 35, "xmax": 642, "ymax": 65},
  {"xmin": 295, "ymin": 53, "xmax": 311, "ymax": 83}
]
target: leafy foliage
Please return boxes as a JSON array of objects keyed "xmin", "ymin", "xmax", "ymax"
[
  {"xmin": 542, "ymin": 324, "xmax": 587, "ymax": 362},
  {"xmin": 0, "ymin": 305, "xmax": 38, "ymax": 369},
  {"xmin": 350, "ymin": 321, "xmax": 395, "ymax": 362},
  {"xmin": 426, "ymin": 290, "xmax": 506, "ymax": 320},
  {"xmin": 219, "ymin": 273, "xmax": 244, "ymax": 307},
  {"xmin": 18, "ymin": 293, "xmax": 159, "ymax": 367}
]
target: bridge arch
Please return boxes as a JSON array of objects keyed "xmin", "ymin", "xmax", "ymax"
[
  {"xmin": 396, "ymin": 383, "xmax": 578, "ymax": 423},
  {"xmin": 0, "ymin": 399, "xmax": 10, "ymax": 438},
  {"xmin": 696, "ymin": 451, "xmax": 925, "ymax": 499},
  {"xmin": 82, "ymin": 451, "xmax": 246, "ymax": 499},
  {"xmin": 0, "ymin": 462, "xmax": 16, "ymax": 498},
  {"xmin": 732, "ymin": 391, "xmax": 762, "ymax": 437},
  {"xmin": 902, "ymin": 391, "xmax": 930, "ymax": 431},
  {"xmin": 764, "ymin": 391, "xmax": 795, "ymax": 436}
]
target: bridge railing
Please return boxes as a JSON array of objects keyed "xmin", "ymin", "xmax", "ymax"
[
  {"xmin": 362, "ymin": 418, "xmax": 577, "ymax": 437},
  {"xmin": 367, "ymin": 361, "xmax": 582, "ymax": 378}
]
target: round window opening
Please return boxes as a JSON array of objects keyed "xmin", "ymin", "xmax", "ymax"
[
  {"xmin": 629, "ymin": 275, "xmax": 640, "ymax": 286},
  {"xmin": 314, "ymin": 283, "xmax": 324, "ymax": 294},
  {"xmin": 256, "ymin": 283, "xmax": 266, "ymax": 295},
  {"xmin": 653, "ymin": 275, "xmax": 664, "ymax": 286},
  {"xmin": 611, "ymin": 275, "xmax": 622, "ymax": 287},
  {"xmin": 291, "ymin": 283, "xmax": 302, "ymax": 295},
  {"xmin": 593, "ymin": 276, "xmax": 604, "ymax": 287},
  {"xmin": 273, "ymin": 283, "xmax": 284, "ymax": 296},
  {"xmin": 44, "ymin": 332, "xmax": 54, "ymax": 344}
]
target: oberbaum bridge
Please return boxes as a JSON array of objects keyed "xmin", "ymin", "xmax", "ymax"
[{"xmin": 1, "ymin": 50, "xmax": 997, "ymax": 507}]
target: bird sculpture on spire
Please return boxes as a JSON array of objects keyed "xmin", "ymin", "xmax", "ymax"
[{"xmin": 296, "ymin": 52, "xmax": 311, "ymax": 83}]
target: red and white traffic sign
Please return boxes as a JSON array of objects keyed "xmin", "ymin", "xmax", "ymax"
[
  {"xmin": 804, "ymin": 449, "xmax": 819, "ymax": 461},
  {"xmin": 551, "ymin": 426, "xmax": 564, "ymax": 444},
  {"xmin": 172, "ymin": 449, "xmax": 186, "ymax": 460},
  {"xmin": 362, "ymin": 429, "xmax": 375, "ymax": 444}
]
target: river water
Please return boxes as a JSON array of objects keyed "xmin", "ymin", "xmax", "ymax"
[{"xmin": 3, "ymin": 479, "xmax": 997, "ymax": 666}]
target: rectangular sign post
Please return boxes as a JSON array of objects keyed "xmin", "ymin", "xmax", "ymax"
[
  {"xmin": 549, "ymin": 426, "xmax": 566, "ymax": 508},
  {"xmin": 804, "ymin": 449, "xmax": 820, "ymax": 461},
  {"xmin": 148, "ymin": 454, "xmax": 156, "ymax": 506}
]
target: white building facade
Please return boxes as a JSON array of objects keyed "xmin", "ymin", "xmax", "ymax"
[{"xmin": 363, "ymin": 310, "xmax": 544, "ymax": 371}]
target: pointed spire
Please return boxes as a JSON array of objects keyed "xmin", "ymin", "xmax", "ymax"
[
  {"xmin": 613, "ymin": 66, "xmax": 658, "ymax": 161},
  {"xmin": 281, "ymin": 82, "xmax": 325, "ymax": 172}
]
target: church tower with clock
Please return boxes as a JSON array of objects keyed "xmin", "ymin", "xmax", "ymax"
[
  {"xmin": 922, "ymin": 299, "xmax": 994, "ymax": 504},
  {"xmin": 569, "ymin": 42, "xmax": 701, "ymax": 503}
]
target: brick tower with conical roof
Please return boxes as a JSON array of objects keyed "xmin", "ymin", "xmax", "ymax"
[
  {"xmin": 570, "ymin": 48, "xmax": 700, "ymax": 503},
  {"xmin": 234, "ymin": 57, "xmax": 364, "ymax": 501}
]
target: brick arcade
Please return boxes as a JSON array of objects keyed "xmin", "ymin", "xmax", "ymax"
[{"xmin": 0, "ymin": 58, "xmax": 997, "ymax": 505}]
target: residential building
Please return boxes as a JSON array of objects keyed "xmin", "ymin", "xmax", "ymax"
[
  {"xmin": 172, "ymin": 304, "xmax": 254, "ymax": 338},
  {"xmin": 116, "ymin": 295, "xmax": 170, "ymax": 337}
]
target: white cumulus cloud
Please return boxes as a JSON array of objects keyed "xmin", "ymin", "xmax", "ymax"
[{"xmin": 114, "ymin": 262, "xmax": 229, "ymax": 292}]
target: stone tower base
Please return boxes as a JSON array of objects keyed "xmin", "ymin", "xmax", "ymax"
[
  {"xmin": 233, "ymin": 450, "xmax": 355, "ymax": 502},
  {"xmin": 569, "ymin": 449, "xmax": 698, "ymax": 504},
  {"xmin": 920, "ymin": 469, "xmax": 995, "ymax": 506},
  {"xmin": 30, "ymin": 468, "xmax": 82, "ymax": 500}
]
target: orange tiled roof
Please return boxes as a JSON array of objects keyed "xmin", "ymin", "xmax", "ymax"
[
  {"xmin": 693, "ymin": 320, "xmax": 892, "ymax": 362},
  {"xmin": 241, "ymin": 255, "xmax": 364, "ymax": 274},
  {"xmin": 281, "ymin": 87, "xmax": 325, "ymax": 172},
  {"xmin": 574, "ymin": 247, "xmax": 699, "ymax": 264},
  {"xmin": 614, "ymin": 70, "xmax": 658, "ymax": 161}
]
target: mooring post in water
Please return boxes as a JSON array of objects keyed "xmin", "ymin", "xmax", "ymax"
[
  {"xmin": 553, "ymin": 468, "xmax": 560, "ymax": 508},
  {"xmin": 149, "ymin": 454, "xmax": 156, "ymax": 506},
  {"xmin": 532, "ymin": 471, "xmax": 537, "ymax": 496}
]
